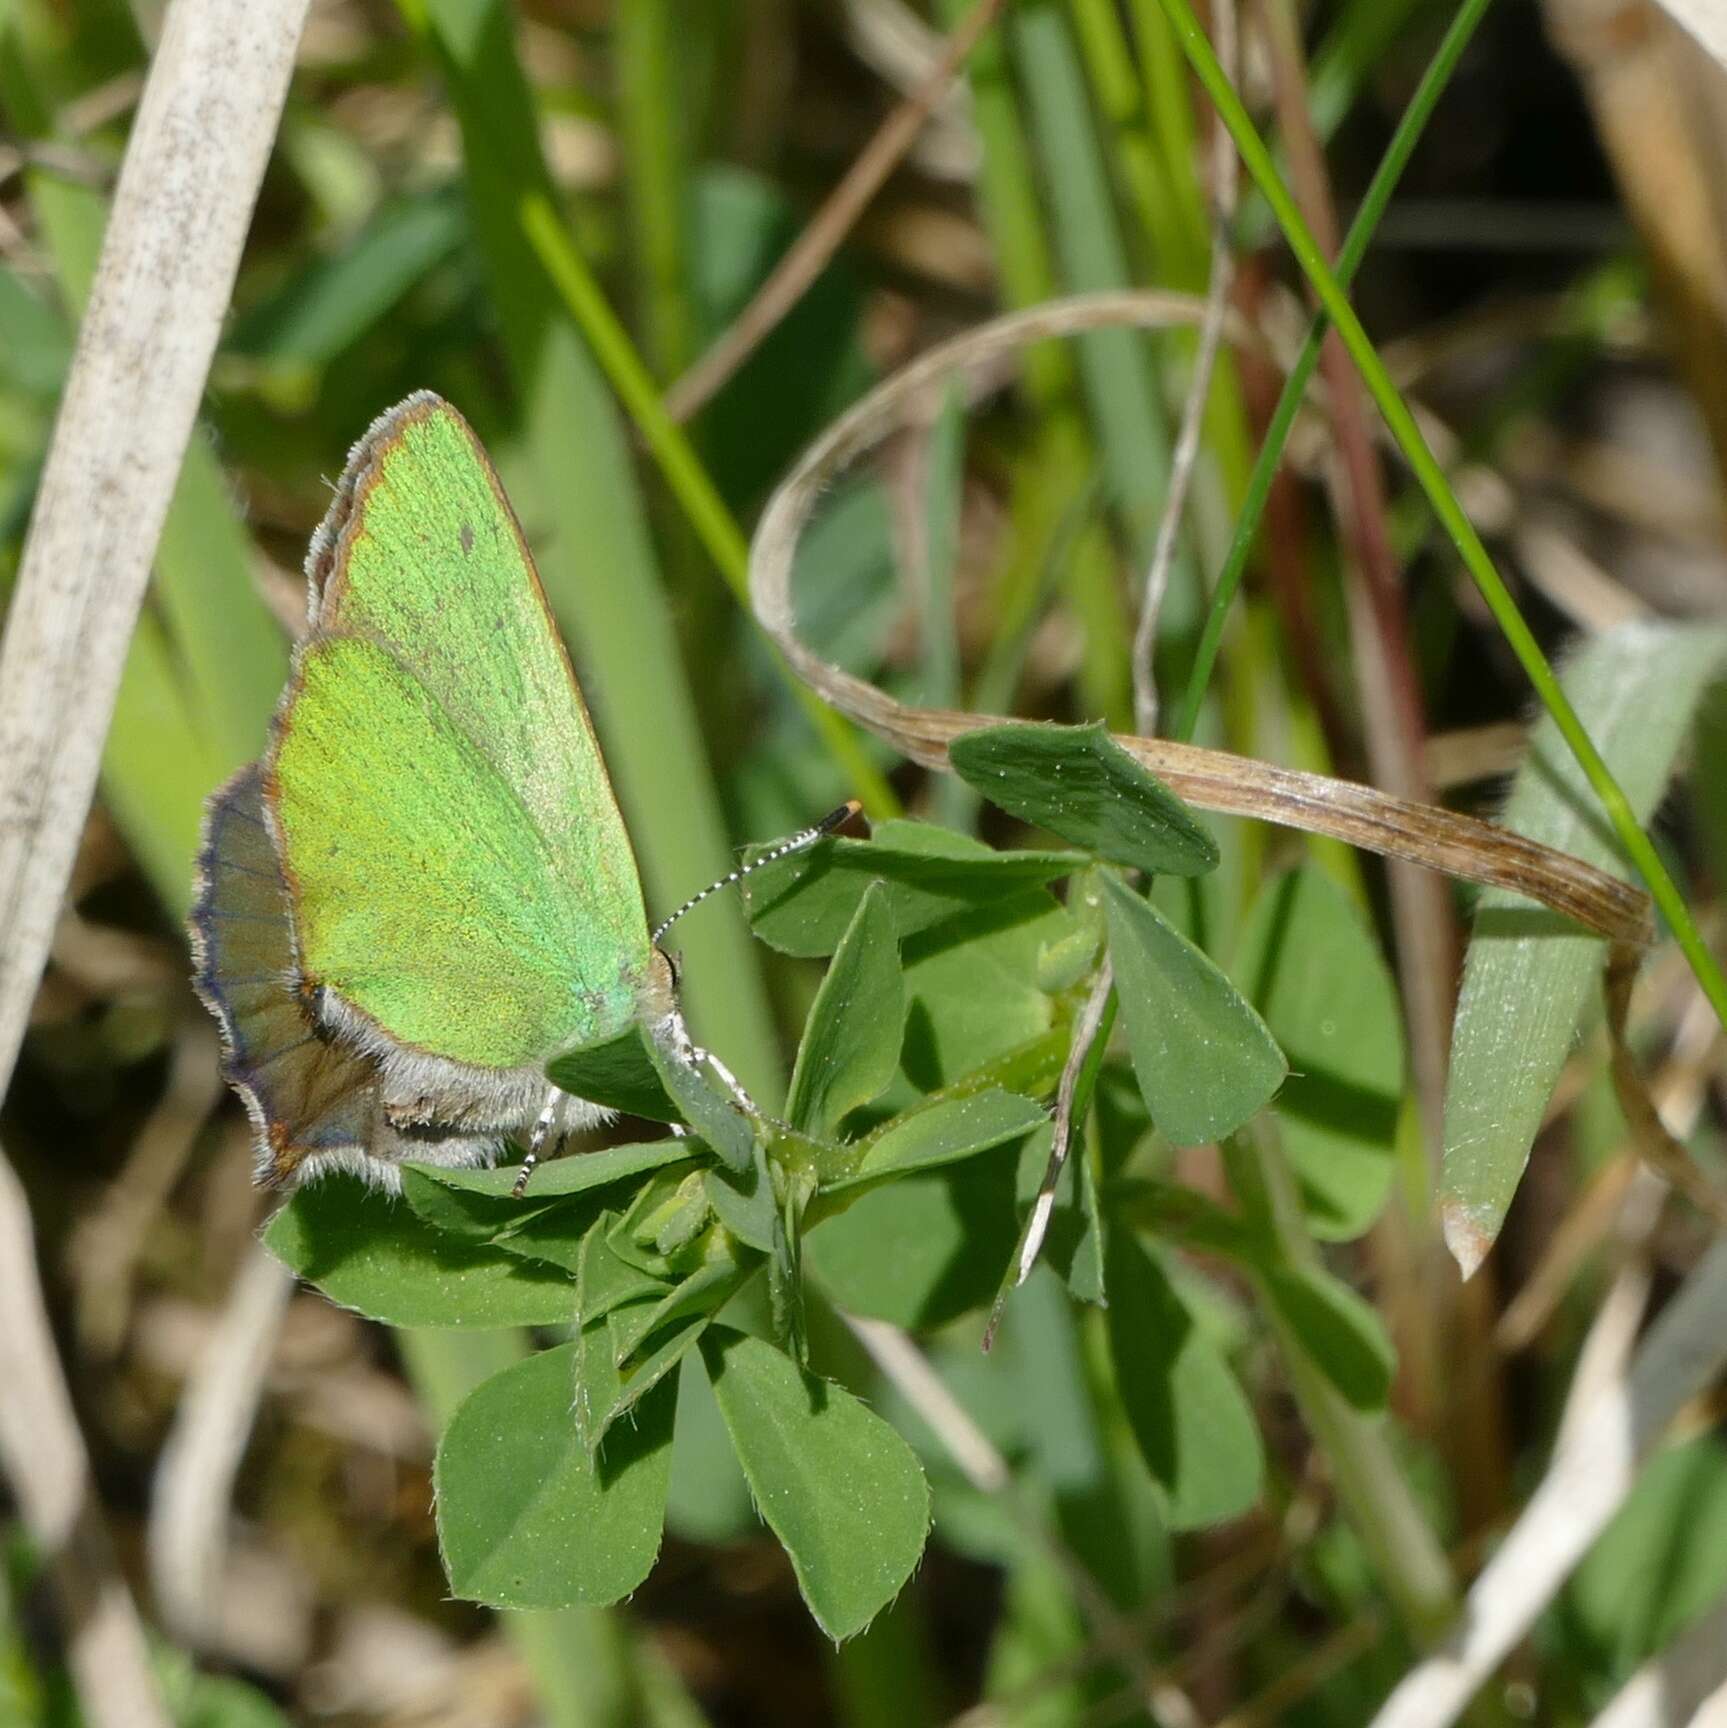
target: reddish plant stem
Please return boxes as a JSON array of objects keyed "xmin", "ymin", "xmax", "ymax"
[
  {"xmin": 1257, "ymin": 0, "xmax": 1457, "ymax": 1150},
  {"xmin": 1258, "ymin": 0, "xmax": 1505, "ymax": 1535}
]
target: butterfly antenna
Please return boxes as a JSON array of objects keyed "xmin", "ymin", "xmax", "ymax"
[{"xmin": 652, "ymin": 801, "xmax": 861, "ymax": 945}]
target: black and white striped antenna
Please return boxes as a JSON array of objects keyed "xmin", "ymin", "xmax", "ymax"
[{"xmin": 651, "ymin": 801, "xmax": 861, "ymax": 945}]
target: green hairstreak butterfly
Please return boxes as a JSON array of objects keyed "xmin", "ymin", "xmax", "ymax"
[{"xmin": 190, "ymin": 393, "xmax": 846, "ymax": 1189}]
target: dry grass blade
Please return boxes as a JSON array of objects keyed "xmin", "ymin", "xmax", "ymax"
[
  {"xmin": 1368, "ymin": 1235, "xmax": 1727, "ymax": 1728},
  {"xmin": 662, "ymin": 0, "xmax": 1006, "ymax": 423},
  {"xmin": 150, "ymin": 1241, "xmax": 297, "ymax": 1654},
  {"xmin": 749, "ymin": 292, "xmax": 1654, "ymax": 947},
  {"xmin": 0, "ymin": 0, "xmax": 309, "ymax": 1097},
  {"xmin": 0, "ymin": 6, "xmax": 306, "ymax": 1724},
  {"xmin": 0, "ymin": 1150, "xmax": 170, "ymax": 1728}
]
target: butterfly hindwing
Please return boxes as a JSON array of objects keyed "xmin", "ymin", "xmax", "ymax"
[{"xmin": 190, "ymin": 765, "xmax": 500, "ymax": 1186}]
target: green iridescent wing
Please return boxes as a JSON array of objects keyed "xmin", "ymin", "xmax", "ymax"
[{"xmin": 267, "ymin": 395, "xmax": 652, "ymax": 1073}]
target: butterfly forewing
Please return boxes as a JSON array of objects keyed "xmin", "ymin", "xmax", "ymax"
[{"xmin": 268, "ymin": 395, "xmax": 653, "ymax": 1072}]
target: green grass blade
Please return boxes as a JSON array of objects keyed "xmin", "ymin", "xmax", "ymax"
[
  {"xmin": 153, "ymin": 434, "xmax": 290, "ymax": 773},
  {"xmin": 615, "ymin": 0, "xmax": 696, "ymax": 381},
  {"xmin": 1156, "ymin": 0, "xmax": 1727, "ymax": 1034},
  {"xmin": 1014, "ymin": 5, "xmax": 1193, "ymax": 656},
  {"xmin": 1171, "ymin": 0, "xmax": 1496, "ymax": 746},
  {"xmin": 1441, "ymin": 624, "xmax": 1727, "ymax": 1274},
  {"xmin": 104, "ymin": 609, "xmax": 225, "ymax": 915}
]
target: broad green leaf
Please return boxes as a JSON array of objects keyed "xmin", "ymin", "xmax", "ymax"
[
  {"xmin": 786, "ymin": 882, "xmax": 904, "ymax": 1136},
  {"xmin": 806, "ymin": 1159, "xmax": 1020, "ymax": 1328},
  {"xmin": 949, "ymin": 721, "xmax": 1218, "ymax": 877},
  {"xmin": 576, "ymin": 1215, "xmax": 674, "ymax": 1323},
  {"xmin": 827, "ymin": 1088, "xmax": 1047, "ymax": 1193},
  {"xmin": 701, "ymin": 1328, "xmax": 930, "ymax": 1640},
  {"xmin": 1104, "ymin": 1232, "xmax": 1262, "ymax": 1529},
  {"xmin": 1235, "ymin": 867, "xmax": 1403, "ymax": 1239},
  {"xmin": 744, "ymin": 820, "xmax": 1083, "ymax": 957},
  {"xmin": 436, "ymin": 1345, "xmax": 674, "ymax": 1609},
  {"xmin": 1442, "ymin": 622, "xmax": 1727, "ymax": 1276},
  {"xmin": 1260, "ymin": 1265, "xmax": 1393, "ymax": 1412},
  {"xmin": 1103, "ymin": 875, "xmax": 1286, "ymax": 1145},
  {"xmin": 264, "ymin": 1182, "xmax": 577, "ymax": 1328},
  {"xmin": 546, "ymin": 1023, "xmax": 680, "ymax": 1122},
  {"xmin": 897, "ymin": 892, "xmax": 1071, "ymax": 1098},
  {"xmin": 706, "ymin": 1142, "xmax": 778, "ymax": 1253}
]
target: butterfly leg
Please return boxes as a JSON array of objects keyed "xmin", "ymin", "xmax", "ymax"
[
  {"xmin": 511, "ymin": 1088, "xmax": 563, "ymax": 1198},
  {"xmin": 664, "ymin": 1006, "xmax": 759, "ymax": 1116}
]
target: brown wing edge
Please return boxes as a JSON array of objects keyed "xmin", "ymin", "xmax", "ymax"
[
  {"xmin": 189, "ymin": 762, "xmax": 384, "ymax": 1186},
  {"xmin": 190, "ymin": 764, "xmax": 526, "ymax": 1188},
  {"xmin": 303, "ymin": 389, "xmax": 447, "ymax": 625}
]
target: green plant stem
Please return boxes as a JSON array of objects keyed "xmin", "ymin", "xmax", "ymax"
[
  {"xmin": 518, "ymin": 190, "xmax": 898, "ymax": 821},
  {"xmin": 1225, "ymin": 1139, "xmax": 1458, "ymax": 1638},
  {"xmin": 1157, "ymin": 0, "xmax": 1727, "ymax": 1033},
  {"xmin": 615, "ymin": 0, "xmax": 695, "ymax": 382},
  {"xmin": 1171, "ymin": 0, "xmax": 1494, "ymax": 748}
]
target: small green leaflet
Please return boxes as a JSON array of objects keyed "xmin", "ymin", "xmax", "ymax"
[
  {"xmin": 949, "ymin": 721, "xmax": 1219, "ymax": 877},
  {"xmin": 701, "ymin": 1328, "xmax": 930, "ymax": 1640},
  {"xmin": 436, "ymin": 1345, "xmax": 675, "ymax": 1609},
  {"xmin": 1103, "ymin": 874, "xmax": 1285, "ymax": 1145},
  {"xmin": 264, "ymin": 1181, "xmax": 577, "ymax": 1329},
  {"xmin": 785, "ymin": 881, "xmax": 904, "ymax": 1137}
]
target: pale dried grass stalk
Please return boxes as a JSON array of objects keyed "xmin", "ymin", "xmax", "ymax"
[
  {"xmin": 0, "ymin": 5, "xmax": 308, "ymax": 1724},
  {"xmin": 749, "ymin": 291, "xmax": 1653, "ymax": 947},
  {"xmin": 1368, "ymin": 1235, "xmax": 1727, "ymax": 1728},
  {"xmin": 0, "ymin": 1151, "xmax": 171, "ymax": 1728},
  {"xmin": 0, "ymin": 0, "xmax": 308, "ymax": 1095}
]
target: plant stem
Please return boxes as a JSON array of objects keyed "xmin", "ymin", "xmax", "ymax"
[
  {"xmin": 1172, "ymin": 0, "xmax": 1497, "ymax": 747},
  {"xmin": 518, "ymin": 191, "xmax": 898, "ymax": 821},
  {"xmin": 1157, "ymin": 0, "xmax": 1727, "ymax": 1033}
]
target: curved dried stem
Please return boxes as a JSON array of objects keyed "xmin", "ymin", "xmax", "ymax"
[
  {"xmin": 1131, "ymin": 0, "xmax": 1240, "ymax": 737},
  {"xmin": 749, "ymin": 291, "xmax": 1654, "ymax": 949},
  {"xmin": 1606, "ymin": 946, "xmax": 1727, "ymax": 1230}
]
